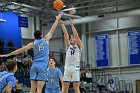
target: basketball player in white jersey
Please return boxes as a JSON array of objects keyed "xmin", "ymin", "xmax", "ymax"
[{"xmin": 59, "ymin": 18, "xmax": 83, "ymax": 93}]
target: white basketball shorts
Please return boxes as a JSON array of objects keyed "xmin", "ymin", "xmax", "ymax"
[{"xmin": 63, "ymin": 70, "xmax": 80, "ymax": 82}]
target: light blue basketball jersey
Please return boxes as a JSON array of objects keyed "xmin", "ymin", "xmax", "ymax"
[
  {"xmin": 46, "ymin": 68, "xmax": 62, "ymax": 89},
  {"xmin": 33, "ymin": 38, "xmax": 49, "ymax": 63},
  {"xmin": 0, "ymin": 71, "xmax": 16, "ymax": 93}
]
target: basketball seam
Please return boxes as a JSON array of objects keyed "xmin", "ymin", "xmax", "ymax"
[{"xmin": 55, "ymin": 2, "xmax": 62, "ymax": 10}]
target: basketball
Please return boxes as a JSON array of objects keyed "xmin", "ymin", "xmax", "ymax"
[{"xmin": 53, "ymin": 0, "xmax": 64, "ymax": 11}]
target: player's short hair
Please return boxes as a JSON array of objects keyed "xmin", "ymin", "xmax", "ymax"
[
  {"xmin": 49, "ymin": 57, "xmax": 56, "ymax": 62},
  {"xmin": 5, "ymin": 61, "xmax": 17, "ymax": 71},
  {"xmin": 34, "ymin": 30, "xmax": 42, "ymax": 39}
]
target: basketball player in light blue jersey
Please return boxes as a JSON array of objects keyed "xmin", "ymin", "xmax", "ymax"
[
  {"xmin": 0, "ymin": 61, "xmax": 17, "ymax": 93},
  {"xmin": 59, "ymin": 19, "xmax": 83, "ymax": 93},
  {"xmin": 45, "ymin": 57, "xmax": 63, "ymax": 93},
  {"xmin": 0, "ymin": 14, "xmax": 63, "ymax": 93}
]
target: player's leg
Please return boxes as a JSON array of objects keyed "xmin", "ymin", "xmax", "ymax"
[
  {"xmin": 30, "ymin": 64, "xmax": 37, "ymax": 93},
  {"xmin": 73, "ymin": 82, "xmax": 80, "ymax": 93},
  {"xmin": 36, "ymin": 63, "xmax": 48, "ymax": 93},
  {"xmin": 63, "ymin": 70, "xmax": 71, "ymax": 93},
  {"xmin": 63, "ymin": 82, "xmax": 70, "ymax": 93},
  {"xmin": 72, "ymin": 70, "xmax": 80, "ymax": 93},
  {"xmin": 36, "ymin": 81, "xmax": 46, "ymax": 93},
  {"xmin": 30, "ymin": 80, "xmax": 37, "ymax": 93}
]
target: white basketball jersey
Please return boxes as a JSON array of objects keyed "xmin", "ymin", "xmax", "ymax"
[{"xmin": 64, "ymin": 44, "xmax": 82, "ymax": 70}]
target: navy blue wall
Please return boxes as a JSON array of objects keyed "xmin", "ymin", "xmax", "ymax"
[{"xmin": 0, "ymin": 11, "xmax": 22, "ymax": 48}]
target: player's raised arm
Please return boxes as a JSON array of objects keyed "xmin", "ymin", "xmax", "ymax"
[
  {"xmin": 0, "ymin": 42, "xmax": 34, "ymax": 57},
  {"xmin": 45, "ymin": 14, "xmax": 63, "ymax": 42},
  {"xmin": 69, "ymin": 18, "xmax": 83, "ymax": 49},
  {"xmin": 59, "ymin": 20, "xmax": 70, "ymax": 48}
]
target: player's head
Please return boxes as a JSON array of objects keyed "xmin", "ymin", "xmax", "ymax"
[
  {"xmin": 49, "ymin": 57, "xmax": 56, "ymax": 66},
  {"xmin": 34, "ymin": 30, "xmax": 42, "ymax": 39},
  {"xmin": 70, "ymin": 34, "xmax": 77, "ymax": 44},
  {"xmin": 5, "ymin": 61, "xmax": 17, "ymax": 73}
]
